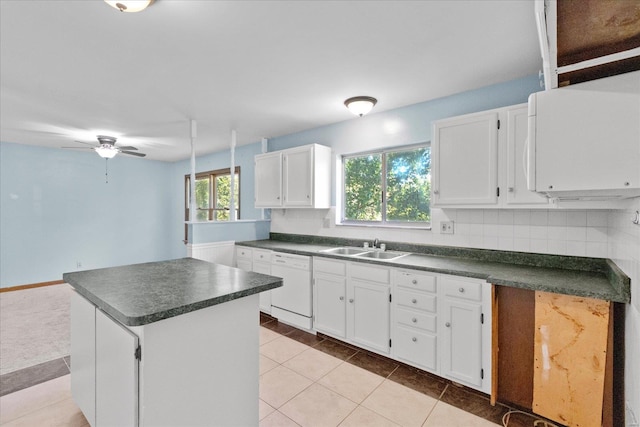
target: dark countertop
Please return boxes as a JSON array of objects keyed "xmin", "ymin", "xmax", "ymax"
[
  {"xmin": 63, "ymin": 258, "xmax": 283, "ymax": 326},
  {"xmin": 236, "ymin": 234, "xmax": 630, "ymax": 303}
]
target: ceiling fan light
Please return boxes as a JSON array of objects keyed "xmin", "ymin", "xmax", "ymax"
[
  {"xmin": 95, "ymin": 146, "xmax": 118, "ymax": 159},
  {"xmin": 344, "ymin": 96, "xmax": 377, "ymax": 117},
  {"xmin": 104, "ymin": 0, "xmax": 154, "ymax": 13}
]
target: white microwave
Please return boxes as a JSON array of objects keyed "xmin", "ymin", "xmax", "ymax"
[{"xmin": 526, "ymin": 71, "xmax": 640, "ymax": 200}]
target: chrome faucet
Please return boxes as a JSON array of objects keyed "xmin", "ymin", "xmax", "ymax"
[{"xmin": 373, "ymin": 238, "xmax": 380, "ymax": 248}]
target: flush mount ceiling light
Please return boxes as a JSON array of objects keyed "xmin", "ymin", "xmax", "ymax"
[
  {"xmin": 104, "ymin": 0, "xmax": 154, "ymax": 13},
  {"xmin": 95, "ymin": 145, "xmax": 118, "ymax": 159},
  {"xmin": 344, "ymin": 96, "xmax": 378, "ymax": 117}
]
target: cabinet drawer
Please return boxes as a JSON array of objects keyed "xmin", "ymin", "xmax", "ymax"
[
  {"xmin": 396, "ymin": 289, "xmax": 437, "ymax": 313},
  {"xmin": 349, "ymin": 263, "xmax": 390, "ymax": 284},
  {"xmin": 394, "ymin": 270, "xmax": 436, "ymax": 293},
  {"xmin": 236, "ymin": 247, "xmax": 252, "ymax": 259},
  {"xmin": 443, "ymin": 278, "xmax": 483, "ymax": 302},
  {"xmin": 393, "ymin": 326, "xmax": 437, "ymax": 372},
  {"xmin": 314, "ymin": 257, "xmax": 347, "ymax": 276},
  {"xmin": 396, "ymin": 308, "xmax": 436, "ymax": 333},
  {"xmin": 253, "ymin": 249, "xmax": 271, "ymax": 263}
]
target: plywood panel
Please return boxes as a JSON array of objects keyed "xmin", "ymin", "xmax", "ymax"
[{"xmin": 533, "ymin": 292, "xmax": 610, "ymax": 427}]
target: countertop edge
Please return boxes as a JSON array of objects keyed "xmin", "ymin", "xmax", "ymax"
[{"xmin": 235, "ymin": 241, "xmax": 630, "ymax": 303}]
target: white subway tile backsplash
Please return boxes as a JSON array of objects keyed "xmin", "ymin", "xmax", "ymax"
[
  {"xmin": 529, "ymin": 239, "xmax": 548, "ymax": 254},
  {"xmin": 457, "ymin": 209, "xmax": 483, "ymax": 224},
  {"xmin": 566, "ymin": 226, "xmax": 587, "ymax": 241},
  {"xmin": 586, "ymin": 227, "xmax": 608, "ymax": 243},
  {"xmin": 586, "ymin": 242, "xmax": 608, "ymax": 258},
  {"xmin": 483, "ymin": 210, "xmax": 499, "ymax": 224},
  {"xmin": 513, "ymin": 238, "xmax": 530, "ymax": 252},
  {"xmin": 547, "ymin": 225, "xmax": 567, "ymax": 240},
  {"xmin": 513, "ymin": 210, "xmax": 530, "ymax": 225},
  {"xmin": 483, "ymin": 235, "xmax": 499, "ymax": 249},
  {"xmin": 566, "ymin": 240, "xmax": 587, "ymax": 256},
  {"xmin": 530, "ymin": 225, "xmax": 548, "ymax": 240},
  {"xmin": 530, "ymin": 211, "xmax": 548, "ymax": 226},
  {"xmin": 548, "ymin": 211, "xmax": 567, "ymax": 226},
  {"xmin": 498, "ymin": 237, "xmax": 514, "ymax": 251},
  {"xmin": 483, "ymin": 223, "xmax": 498, "ymax": 236},
  {"xmin": 514, "ymin": 224, "xmax": 530, "ymax": 238},
  {"xmin": 498, "ymin": 224, "xmax": 514, "ymax": 238},
  {"xmin": 548, "ymin": 239, "xmax": 567, "ymax": 255},
  {"xmin": 587, "ymin": 211, "xmax": 608, "ymax": 227},
  {"xmin": 498, "ymin": 210, "xmax": 514, "ymax": 225},
  {"xmin": 567, "ymin": 211, "xmax": 587, "ymax": 226}
]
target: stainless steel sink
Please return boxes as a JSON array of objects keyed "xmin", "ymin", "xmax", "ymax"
[
  {"xmin": 354, "ymin": 251, "xmax": 407, "ymax": 260},
  {"xmin": 319, "ymin": 247, "xmax": 371, "ymax": 256}
]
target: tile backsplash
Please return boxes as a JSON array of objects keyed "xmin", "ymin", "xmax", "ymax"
[{"xmin": 270, "ymin": 207, "xmax": 611, "ymax": 258}]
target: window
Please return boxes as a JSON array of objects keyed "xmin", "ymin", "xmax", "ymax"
[
  {"xmin": 342, "ymin": 145, "xmax": 430, "ymax": 226},
  {"xmin": 185, "ymin": 167, "xmax": 240, "ymax": 223}
]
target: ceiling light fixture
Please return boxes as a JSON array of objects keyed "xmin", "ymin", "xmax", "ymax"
[
  {"xmin": 344, "ymin": 96, "xmax": 377, "ymax": 117},
  {"xmin": 95, "ymin": 145, "xmax": 118, "ymax": 159},
  {"xmin": 104, "ymin": 0, "xmax": 154, "ymax": 13}
]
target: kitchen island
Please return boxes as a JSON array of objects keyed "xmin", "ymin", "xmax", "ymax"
[{"xmin": 63, "ymin": 257, "xmax": 282, "ymax": 427}]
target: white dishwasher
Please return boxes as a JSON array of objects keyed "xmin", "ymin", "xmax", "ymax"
[{"xmin": 270, "ymin": 252, "xmax": 312, "ymax": 330}]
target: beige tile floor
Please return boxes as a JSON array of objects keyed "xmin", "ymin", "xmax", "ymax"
[
  {"xmin": 257, "ymin": 327, "xmax": 500, "ymax": 427},
  {"xmin": 0, "ymin": 325, "xmax": 501, "ymax": 427}
]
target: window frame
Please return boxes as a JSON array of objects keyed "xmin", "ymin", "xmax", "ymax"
[
  {"xmin": 184, "ymin": 166, "xmax": 241, "ymax": 222},
  {"xmin": 340, "ymin": 143, "xmax": 430, "ymax": 228}
]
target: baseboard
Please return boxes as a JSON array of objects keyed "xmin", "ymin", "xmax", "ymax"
[{"xmin": 0, "ymin": 280, "xmax": 65, "ymax": 293}]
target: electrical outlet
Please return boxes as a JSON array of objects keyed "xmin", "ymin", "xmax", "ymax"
[{"xmin": 440, "ymin": 221, "xmax": 454, "ymax": 234}]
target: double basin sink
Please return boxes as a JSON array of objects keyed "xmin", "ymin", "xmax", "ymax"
[{"xmin": 319, "ymin": 246, "xmax": 408, "ymax": 261}]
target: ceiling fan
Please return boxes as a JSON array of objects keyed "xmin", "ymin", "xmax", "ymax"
[{"xmin": 63, "ymin": 135, "xmax": 146, "ymax": 158}]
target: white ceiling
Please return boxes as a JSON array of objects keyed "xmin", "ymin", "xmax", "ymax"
[{"xmin": 0, "ymin": 0, "xmax": 541, "ymax": 162}]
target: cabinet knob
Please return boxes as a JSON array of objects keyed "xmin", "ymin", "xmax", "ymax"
[
  {"xmin": 458, "ymin": 287, "xmax": 465, "ymax": 293},
  {"xmin": 412, "ymin": 317, "xmax": 417, "ymax": 323},
  {"xmin": 548, "ymin": 185, "xmax": 553, "ymax": 190},
  {"xmin": 349, "ymin": 298, "xmax": 354, "ymax": 303},
  {"xmin": 433, "ymin": 190, "xmax": 439, "ymax": 195},
  {"xmin": 412, "ymin": 279, "xmax": 417, "ymax": 284},
  {"xmin": 277, "ymin": 196, "xmax": 280, "ymax": 200},
  {"xmin": 307, "ymin": 195, "xmax": 310, "ymax": 198},
  {"xmin": 412, "ymin": 337, "xmax": 417, "ymax": 342},
  {"xmin": 339, "ymin": 296, "xmax": 344, "ymax": 301},
  {"xmin": 411, "ymin": 298, "xmax": 417, "ymax": 304},
  {"xmin": 445, "ymin": 322, "xmax": 451, "ymax": 327}
]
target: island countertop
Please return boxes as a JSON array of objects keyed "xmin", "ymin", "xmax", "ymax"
[{"xmin": 63, "ymin": 257, "xmax": 282, "ymax": 326}]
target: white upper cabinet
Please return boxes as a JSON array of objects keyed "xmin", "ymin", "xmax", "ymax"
[
  {"xmin": 432, "ymin": 104, "xmax": 549, "ymax": 209},
  {"xmin": 432, "ymin": 111, "xmax": 499, "ymax": 206},
  {"xmin": 254, "ymin": 152, "xmax": 283, "ymax": 207},
  {"xmin": 255, "ymin": 144, "xmax": 331, "ymax": 209}
]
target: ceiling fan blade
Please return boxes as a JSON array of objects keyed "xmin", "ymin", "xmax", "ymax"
[
  {"xmin": 117, "ymin": 146, "xmax": 138, "ymax": 150},
  {"xmin": 121, "ymin": 151, "xmax": 146, "ymax": 157},
  {"xmin": 61, "ymin": 146, "xmax": 94, "ymax": 149},
  {"xmin": 74, "ymin": 140, "xmax": 99, "ymax": 146}
]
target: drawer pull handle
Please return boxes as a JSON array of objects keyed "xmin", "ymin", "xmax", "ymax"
[
  {"xmin": 412, "ymin": 317, "xmax": 417, "ymax": 323},
  {"xmin": 339, "ymin": 296, "xmax": 344, "ymax": 301},
  {"xmin": 458, "ymin": 287, "xmax": 465, "ymax": 293},
  {"xmin": 349, "ymin": 298, "xmax": 354, "ymax": 303},
  {"xmin": 412, "ymin": 279, "xmax": 417, "ymax": 284},
  {"xmin": 411, "ymin": 298, "xmax": 417, "ymax": 304},
  {"xmin": 412, "ymin": 337, "xmax": 417, "ymax": 342},
  {"xmin": 445, "ymin": 322, "xmax": 451, "ymax": 327}
]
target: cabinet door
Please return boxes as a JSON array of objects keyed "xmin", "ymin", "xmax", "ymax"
[
  {"xmin": 314, "ymin": 273, "xmax": 346, "ymax": 338},
  {"xmin": 283, "ymin": 146, "xmax": 313, "ymax": 207},
  {"xmin": 96, "ymin": 310, "xmax": 139, "ymax": 427},
  {"xmin": 432, "ymin": 112, "xmax": 498, "ymax": 205},
  {"xmin": 506, "ymin": 107, "xmax": 548, "ymax": 205},
  {"xmin": 255, "ymin": 152, "xmax": 283, "ymax": 207},
  {"xmin": 347, "ymin": 279, "xmax": 390, "ymax": 354},
  {"xmin": 440, "ymin": 297, "xmax": 482, "ymax": 388},
  {"xmin": 70, "ymin": 292, "xmax": 96, "ymax": 427},
  {"xmin": 236, "ymin": 259, "xmax": 252, "ymax": 271}
]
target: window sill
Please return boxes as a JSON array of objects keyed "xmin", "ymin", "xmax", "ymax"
[{"xmin": 337, "ymin": 222, "xmax": 432, "ymax": 231}]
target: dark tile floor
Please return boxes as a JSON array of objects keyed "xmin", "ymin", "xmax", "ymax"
[{"xmin": 0, "ymin": 356, "xmax": 70, "ymax": 396}]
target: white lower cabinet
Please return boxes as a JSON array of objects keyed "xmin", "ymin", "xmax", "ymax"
[
  {"xmin": 71, "ymin": 291, "xmax": 139, "ymax": 427},
  {"xmin": 313, "ymin": 257, "xmax": 347, "ymax": 338},
  {"xmin": 347, "ymin": 263, "xmax": 391, "ymax": 354},
  {"xmin": 439, "ymin": 274, "xmax": 491, "ymax": 393},
  {"xmin": 391, "ymin": 269, "xmax": 439, "ymax": 373},
  {"xmin": 235, "ymin": 246, "xmax": 272, "ymax": 313},
  {"xmin": 311, "ymin": 260, "xmax": 492, "ymax": 394}
]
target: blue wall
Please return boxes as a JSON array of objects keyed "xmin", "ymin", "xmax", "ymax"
[
  {"xmin": 0, "ymin": 74, "xmax": 540, "ymax": 287},
  {"xmin": 0, "ymin": 142, "xmax": 174, "ymax": 287}
]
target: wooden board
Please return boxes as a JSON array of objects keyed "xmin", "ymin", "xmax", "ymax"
[
  {"xmin": 495, "ymin": 286, "xmax": 535, "ymax": 409},
  {"xmin": 533, "ymin": 291, "xmax": 610, "ymax": 427}
]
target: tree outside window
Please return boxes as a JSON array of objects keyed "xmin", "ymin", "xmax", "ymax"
[
  {"xmin": 185, "ymin": 167, "xmax": 240, "ymax": 223},
  {"xmin": 343, "ymin": 145, "xmax": 430, "ymax": 225}
]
